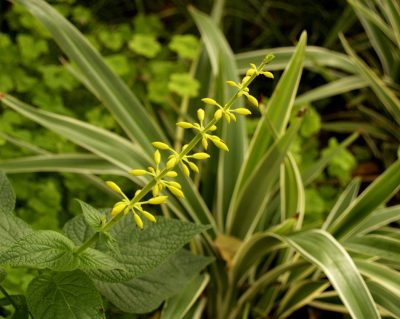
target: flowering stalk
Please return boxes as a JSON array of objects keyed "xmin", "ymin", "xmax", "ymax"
[{"xmin": 74, "ymin": 54, "xmax": 275, "ymax": 254}]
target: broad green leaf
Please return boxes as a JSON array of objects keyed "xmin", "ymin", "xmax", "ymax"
[
  {"xmin": 351, "ymin": 205, "xmax": 400, "ymax": 235},
  {"xmin": 235, "ymin": 46, "xmax": 356, "ymax": 74},
  {"xmin": 27, "ymin": 270, "xmax": 105, "ymax": 319},
  {"xmin": 161, "ymin": 274, "xmax": 209, "ymax": 319},
  {"xmin": 355, "ymin": 259, "xmax": 400, "ymax": 297},
  {"xmin": 238, "ymin": 32, "xmax": 307, "ymax": 187},
  {"xmin": 322, "ymin": 178, "xmax": 361, "ymax": 230},
  {"xmin": 64, "ymin": 215, "xmax": 209, "ymax": 282},
  {"xmin": 76, "ymin": 200, "xmax": 103, "ymax": 231},
  {"xmin": 345, "ymin": 235, "xmax": 400, "ymax": 263},
  {"xmin": 1, "ymin": 95, "xmax": 150, "ymax": 171},
  {"xmin": 95, "ymin": 250, "xmax": 212, "ymax": 314},
  {"xmin": 367, "ymin": 281, "xmax": 400, "ymax": 318},
  {"xmin": 189, "ymin": 7, "xmax": 247, "ymax": 225},
  {"xmin": 340, "ymin": 34, "xmax": 400, "ymax": 126},
  {"xmin": 280, "ymin": 230, "xmax": 381, "ymax": 319},
  {"xmin": 0, "ymin": 154, "xmax": 127, "ymax": 175},
  {"xmin": 227, "ymin": 118, "xmax": 302, "ymax": 238},
  {"xmin": 0, "ymin": 230, "xmax": 122, "ymax": 271},
  {"xmin": 168, "ymin": 73, "xmax": 200, "ymax": 97},
  {"xmin": 329, "ymin": 158, "xmax": 400, "ymax": 239},
  {"xmin": 0, "ymin": 171, "xmax": 15, "ymax": 215},
  {"xmin": 15, "ymin": 0, "xmax": 166, "ymax": 149},
  {"xmin": 276, "ymin": 281, "xmax": 330, "ymax": 319}
]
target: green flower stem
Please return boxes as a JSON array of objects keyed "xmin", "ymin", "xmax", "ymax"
[{"xmin": 74, "ymin": 56, "xmax": 273, "ymax": 254}]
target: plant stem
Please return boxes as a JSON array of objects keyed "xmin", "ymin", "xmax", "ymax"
[
  {"xmin": 74, "ymin": 56, "xmax": 273, "ymax": 254},
  {"xmin": 0, "ymin": 285, "xmax": 18, "ymax": 310}
]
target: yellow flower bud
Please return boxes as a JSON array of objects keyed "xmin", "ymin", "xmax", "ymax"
[
  {"xmin": 210, "ymin": 137, "xmax": 229, "ymax": 152},
  {"xmin": 208, "ymin": 125, "xmax": 217, "ymax": 131},
  {"xmin": 246, "ymin": 94, "xmax": 258, "ymax": 107},
  {"xmin": 152, "ymin": 184, "xmax": 160, "ymax": 196},
  {"xmin": 165, "ymin": 171, "xmax": 178, "ymax": 177},
  {"xmin": 154, "ymin": 150, "xmax": 161, "ymax": 165},
  {"xmin": 229, "ymin": 113, "xmax": 237, "ymax": 122},
  {"xmin": 202, "ymin": 137, "xmax": 208, "ymax": 150},
  {"xmin": 224, "ymin": 113, "xmax": 231, "ymax": 123},
  {"xmin": 214, "ymin": 109, "xmax": 222, "ymax": 121},
  {"xmin": 176, "ymin": 122, "xmax": 194, "ymax": 129},
  {"xmin": 168, "ymin": 181, "xmax": 182, "ymax": 189},
  {"xmin": 111, "ymin": 201, "xmax": 127, "ymax": 217},
  {"xmin": 142, "ymin": 211, "xmax": 156, "ymax": 223},
  {"xmin": 197, "ymin": 109, "xmax": 205, "ymax": 122},
  {"xmin": 152, "ymin": 141, "xmax": 170, "ymax": 150},
  {"xmin": 226, "ymin": 80, "xmax": 239, "ymax": 87},
  {"xmin": 246, "ymin": 69, "xmax": 256, "ymax": 77},
  {"xmin": 191, "ymin": 152, "xmax": 210, "ymax": 160},
  {"xmin": 147, "ymin": 196, "xmax": 168, "ymax": 205},
  {"xmin": 129, "ymin": 169, "xmax": 148, "ymax": 176},
  {"xmin": 241, "ymin": 75, "xmax": 251, "ymax": 83},
  {"xmin": 188, "ymin": 161, "xmax": 199, "ymax": 173},
  {"xmin": 166, "ymin": 157, "xmax": 177, "ymax": 169},
  {"xmin": 106, "ymin": 181, "xmax": 124, "ymax": 195},
  {"xmin": 168, "ymin": 185, "xmax": 185, "ymax": 198},
  {"xmin": 181, "ymin": 163, "xmax": 190, "ymax": 177},
  {"xmin": 201, "ymin": 98, "xmax": 218, "ymax": 105},
  {"xmin": 133, "ymin": 213, "xmax": 144, "ymax": 229},
  {"xmin": 261, "ymin": 71, "xmax": 274, "ymax": 78},
  {"xmin": 232, "ymin": 108, "xmax": 251, "ymax": 115}
]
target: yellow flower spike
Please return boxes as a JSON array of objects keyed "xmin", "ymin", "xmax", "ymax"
[
  {"xmin": 142, "ymin": 211, "xmax": 157, "ymax": 223},
  {"xmin": 111, "ymin": 201, "xmax": 128, "ymax": 217},
  {"xmin": 229, "ymin": 113, "xmax": 237, "ymax": 122},
  {"xmin": 188, "ymin": 161, "xmax": 199, "ymax": 173},
  {"xmin": 154, "ymin": 150, "xmax": 161, "ymax": 165},
  {"xmin": 129, "ymin": 169, "xmax": 148, "ymax": 176},
  {"xmin": 165, "ymin": 171, "xmax": 178, "ymax": 177},
  {"xmin": 105, "ymin": 181, "xmax": 124, "ymax": 196},
  {"xmin": 209, "ymin": 125, "xmax": 217, "ymax": 131},
  {"xmin": 214, "ymin": 109, "xmax": 223, "ymax": 121},
  {"xmin": 232, "ymin": 108, "xmax": 252, "ymax": 115},
  {"xmin": 202, "ymin": 137, "xmax": 208, "ymax": 150},
  {"xmin": 168, "ymin": 185, "xmax": 185, "ymax": 198},
  {"xmin": 201, "ymin": 98, "xmax": 218, "ymax": 106},
  {"xmin": 176, "ymin": 122, "xmax": 194, "ymax": 129},
  {"xmin": 191, "ymin": 152, "xmax": 210, "ymax": 160},
  {"xmin": 181, "ymin": 163, "xmax": 190, "ymax": 177},
  {"xmin": 133, "ymin": 212, "xmax": 144, "ymax": 229},
  {"xmin": 166, "ymin": 156, "xmax": 177, "ymax": 169},
  {"xmin": 250, "ymin": 63, "xmax": 257, "ymax": 69},
  {"xmin": 197, "ymin": 108, "xmax": 205, "ymax": 122},
  {"xmin": 246, "ymin": 94, "xmax": 258, "ymax": 107},
  {"xmin": 147, "ymin": 196, "xmax": 168, "ymax": 205},
  {"xmin": 168, "ymin": 181, "xmax": 182, "ymax": 189},
  {"xmin": 152, "ymin": 141, "xmax": 170, "ymax": 150}
]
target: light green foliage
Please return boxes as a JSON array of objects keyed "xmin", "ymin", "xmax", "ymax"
[
  {"xmin": 128, "ymin": 34, "xmax": 161, "ymax": 58},
  {"xmin": 169, "ymin": 73, "xmax": 200, "ymax": 97},
  {"xmin": 300, "ymin": 105, "xmax": 321, "ymax": 137},
  {"xmin": 27, "ymin": 271, "xmax": 105, "ymax": 319},
  {"xmin": 323, "ymin": 137, "xmax": 357, "ymax": 185},
  {"xmin": 169, "ymin": 35, "xmax": 200, "ymax": 60}
]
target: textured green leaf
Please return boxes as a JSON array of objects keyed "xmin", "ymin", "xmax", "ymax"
[
  {"xmin": 65, "ymin": 215, "xmax": 209, "ymax": 282},
  {"xmin": 27, "ymin": 270, "xmax": 105, "ymax": 319},
  {"xmin": 96, "ymin": 250, "xmax": 212, "ymax": 314},
  {"xmin": 281, "ymin": 230, "xmax": 380, "ymax": 319},
  {"xmin": 161, "ymin": 274, "xmax": 209, "ymax": 319},
  {"xmin": 0, "ymin": 171, "xmax": 15, "ymax": 215},
  {"xmin": 0, "ymin": 230, "xmax": 122, "ymax": 271},
  {"xmin": 0, "ymin": 214, "xmax": 32, "ymax": 255},
  {"xmin": 76, "ymin": 200, "xmax": 103, "ymax": 231}
]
